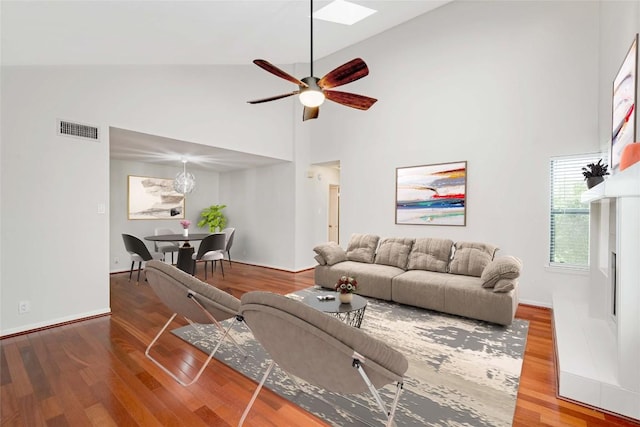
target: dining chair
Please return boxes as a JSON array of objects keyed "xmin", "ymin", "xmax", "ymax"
[
  {"xmin": 192, "ymin": 233, "xmax": 226, "ymax": 280},
  {"xmin": 222, "ymin": 227, "xmax": 235, "ymax": 268},
  {"xmin": 154, "ymin": 227, "xmax": 180, "ymax": 264},
  {"xmin": 122, "ymin": 233, "xmax": 164, "ymax": 284},
  {"xmin": 238, "ymin": 291, "xmax": 408, "ymax": 427},
  {"xmin": 144, "ymin": 260, "xmax": 246, "ymax": 386}
]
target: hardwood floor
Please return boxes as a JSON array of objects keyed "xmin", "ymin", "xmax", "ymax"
[{"xmin": 2, "ymin": 262, "xmax": 639, "ymax": 426}]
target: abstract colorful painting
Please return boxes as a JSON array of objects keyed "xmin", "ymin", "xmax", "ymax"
[
  {"xmin": 396, "ymin": 161, "xmax": 467, "ymax": 226},
  {"xmin": 611, "ymin": 34, "xmax": 638, "ymax": 174},
  {"xmin": 128, "ymin": 175, "xmax": 185, "ymax": 220}
]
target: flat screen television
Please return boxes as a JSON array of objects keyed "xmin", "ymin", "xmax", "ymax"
[{"xmin": 611, "ymin": 34, "xmax": 638, "ymax": 175}]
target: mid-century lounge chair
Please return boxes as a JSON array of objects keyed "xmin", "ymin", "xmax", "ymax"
[
  {"xmin": 143, "ymin": 260, "xmax": 245, "ymax": 386},
  {"xmin": 192, "ymin": 233, "xmax": 226, "ymax": 279},
  {"xmin": 154, "ymin": 227, "xmax": 180, "ymax": 264},
  {"xmin": 238, "ymin": 291, "xmax": 408, "ymax": 427},
  {"xmin": 221, "ymin": 227, "xmax": 236, "ymax": 268},
  {"xmin": 122, "ymin": 233, "xmax": 164, "ymax": 284}
]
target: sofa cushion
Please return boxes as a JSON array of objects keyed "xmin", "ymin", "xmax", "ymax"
[
  {"xmin": 406, "ymin": 238, "xmax": 454, "ymax": 272},
  {"xmin": 442, "ymin": 278, "xmax": 516, "ymax": 326},
  {"xmin": 481, "ymin": 256, "xmax": 522, "ymax": 288},
  {"xmin": 449, "ymin": 241, "xmax": 498, "ymax": 277},
  {"xmin": 375, "ymin": 237, "xmax": 415, "ymax": 270},
  {"xmin": 391, "ymin": 270, "xmax": 449, "ymax": 311},
  {"xmin": 346, "ymin": 234, "xmax": 379, "ymax": 264},
  {"xmin": 314, "ymin": 261, "xmax": 401, "ymax": 300},
  {"xmin": 313, "ymin": 242, "xmax": 347, "ymax": 266},
  {"xmin": 493, "ymin": 278, "xmax": 517, "ymax": 293}
]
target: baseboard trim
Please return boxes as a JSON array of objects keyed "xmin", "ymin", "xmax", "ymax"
[
  {"xmin": 110, "ymin": 261, "xmax": 316, "ymax": 275},
  {"xmin": 230, "ymin": 260, "xmax": 315, "ymax": 273},
  {"xmin": 519, "ymin": 298, "xmax": 552, "ymax": 308},
  {"xmin": 0, "ymin": 309, "xmax": 111, "ymax": 339}
]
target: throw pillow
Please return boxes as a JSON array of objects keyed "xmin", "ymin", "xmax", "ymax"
[
  {"xmin": 493, "ymin": 278, "xmax": 517, "ymax": 293},
  {"xmin": 374, "ymin": 237, "xmax": 415, "ymax": 269},
  {"xmin": 313, "ymin": 242, "xmax": 347, "ymax": 266},
  {"xmin": 406, "ymin": 238, "xmax": 454, "ymax": 272},
  {"xmin": 481, "ymin": 256, "xmax": 522, "ymax": 288},
  {"xmin": 314, "ymin": 254, "xmax": 326, "ymax": 266},
  {"xmin": 449, "ymin": 241, "xmax": 499, "ymax": 277},
  {"xmin": 346, "ymin": 233, "xmax": 380, "ymax": 264}
]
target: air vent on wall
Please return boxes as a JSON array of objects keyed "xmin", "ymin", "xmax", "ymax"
[{"xmin": 58, "ymin": 120, "xmax": 100, "ymax": 141}]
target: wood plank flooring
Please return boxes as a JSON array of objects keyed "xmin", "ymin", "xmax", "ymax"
[{"xmin": 2, "ymin": 261, "xmax": 639, "ymax": 426}]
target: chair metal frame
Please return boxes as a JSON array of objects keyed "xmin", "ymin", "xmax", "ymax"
[
  {"xmin": 238, "ymin": 350, "xmax": 404, "ymax": 427},
  {"xmin": 145, "ymin": 290, "xmax": 246, "ymax": 387}
]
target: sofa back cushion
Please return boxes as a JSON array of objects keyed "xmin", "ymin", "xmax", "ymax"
[
  {"xmin": 449, "ymin": 241, "xmax": 498, "ymax": 277},
  {"xmin": 313, "ymin": 242, "xmax": 347, "ymax": 266},
  {"xmin": 346, "ymin": 234, "xmax": 379, "ymax": 264},
  {"xmin": 374, "ymin": 237, "xmax": 415, "ymax": 269},
  {"xmin": 406, "ymin": 238, "xmax": 454, "ymax": 272}
]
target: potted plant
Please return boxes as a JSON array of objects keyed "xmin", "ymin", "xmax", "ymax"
[
  {"xmin": 197, "ymin": 204, "xmax": 227, "ymax": 232},
  {"xmin": 335, "ymin": 276, "xmax": 357, "ymax": 304},
  {"xmin": 582, "ymin": 159, "xmax": 609, "ymax": 189}
]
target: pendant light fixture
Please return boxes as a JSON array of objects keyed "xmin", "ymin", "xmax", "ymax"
[{"xmin": 174, "ymin": 159, "xmax": 196, "ymax": 194}]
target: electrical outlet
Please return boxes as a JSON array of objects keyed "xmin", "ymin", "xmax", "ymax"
[{"xmin": 18, "ymin": 301, "xmax": 30, "ymax": 314}]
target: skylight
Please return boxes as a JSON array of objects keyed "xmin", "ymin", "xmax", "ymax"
[{"xmin": 313, "ymin": 0, "xmax": 377, "ymax": 26}]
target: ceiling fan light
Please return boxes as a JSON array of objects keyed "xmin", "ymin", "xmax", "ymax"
[{"xmin": 299, "ymin": 88, "xmax": 325, "ymax": 107}]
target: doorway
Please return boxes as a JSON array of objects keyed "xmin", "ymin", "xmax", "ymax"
[{"xmin": 329, "ymin": 184, "xmax": 340, "ymax": 243}]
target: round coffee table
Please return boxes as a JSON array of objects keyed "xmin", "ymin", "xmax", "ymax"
[{"xmin": 303, "ymin": 293, "xmax": 368, "ymax": 328}]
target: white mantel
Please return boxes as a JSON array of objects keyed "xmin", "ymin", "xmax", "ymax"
[
  {"xmin": 581, "ymin": 161, "xmax": 640, "ymax": 202},
  {"xmin": 554, "ymin": 161, "xmax": 640, "ymax": 420}
]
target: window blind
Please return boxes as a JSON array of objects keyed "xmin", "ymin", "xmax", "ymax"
[{"xmin": 549, "ymin": 153, "xmax": 603, "ymax": 268}]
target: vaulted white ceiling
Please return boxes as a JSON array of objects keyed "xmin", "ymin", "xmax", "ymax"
[
  {"xmin": 2, "ymin": 0, "xmax": 451, "ymax": 171},
  {"xmin": 2, "ymin": 1, "xmax": 450, "ymax": 66}
]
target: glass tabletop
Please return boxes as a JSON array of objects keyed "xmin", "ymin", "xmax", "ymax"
[{"xmin": 303, "ymin": 293, "xmax": 367, "ymax": 314}]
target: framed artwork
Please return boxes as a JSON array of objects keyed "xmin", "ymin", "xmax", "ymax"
[
  {"xmin": 395, "ymin": 161, "xmax": 467, "ymax": 226},
  {"xmin": 611, "ymin": 34, "xmax": 638, "ymax": 174},
  {"xmin": 128, "ymin": 175, "xmax": 185, "ymax": 220}
]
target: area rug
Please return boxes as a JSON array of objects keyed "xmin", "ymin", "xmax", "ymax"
[{"xmin": 172, "ymin": 287, "xmax": 529, "ymax": 426}]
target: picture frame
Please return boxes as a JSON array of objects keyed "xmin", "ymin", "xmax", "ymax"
[
  {"xmin": 611, "ymin": 34, "xmax": 638, "ymax": 175},
  {"xmin": 395, "ymin": 161, "xmax": 467, "ymax": 226},
  {"xmin": 127, "ymin": 175, "xmax": 185, "ymax": 220}
]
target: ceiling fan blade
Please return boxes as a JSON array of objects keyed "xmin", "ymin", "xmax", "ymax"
[
  {"xmin": 247, "ymin": 91, "xmax": 298, "ymax": 104},
  {"xmin": 253, "ymin": 59, "xmax": 307, "ymax": 87},
  {"xmin": 324, "ymin": 90, "xmax": 377, "ymax": 110},
  {"xmin": 303, "ymin": 106, "xmax": 319, "ymax": 121},
  {"xmin": 318, "ymin": 58, "xmax": 369, "ymax": 89}
]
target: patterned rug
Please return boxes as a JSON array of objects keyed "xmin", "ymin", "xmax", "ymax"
[{"xmin": 172, "ymin": 287, "xmax": 528, "ymax": 426}]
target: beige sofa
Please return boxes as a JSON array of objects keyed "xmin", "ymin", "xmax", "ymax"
[{"xmin": 313, "ymin": 234, "xmax": 520, "ymax": 326}]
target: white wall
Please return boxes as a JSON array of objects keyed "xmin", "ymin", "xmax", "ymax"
[
  {"xmin": 218, "ymin": 162, "xmax": 296, "ymax": 270},
  {"xmin": 309, "ymin": 0, "xmax": 601, "ymax": 307},
  {"xmin": 109, "ymin": 158, "xmax": 223, "ymax": 273},
  {"xmin": 0, "ymin": 64, "xmax": 295, "ymax": 335}
]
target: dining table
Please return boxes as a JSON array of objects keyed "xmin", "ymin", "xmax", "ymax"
[{"xmin": 144, "ymin": 233, "xmax": 210, "ymax": 274}]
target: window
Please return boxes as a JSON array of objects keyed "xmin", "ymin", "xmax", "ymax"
[{"xmin": 549, "ymin": 153, "xmax": 603, "ymax": 268}]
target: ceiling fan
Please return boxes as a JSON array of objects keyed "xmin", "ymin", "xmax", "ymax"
[{"xmin": 247, "ymin": 0, "xmax": 377, "ymax": 121}]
